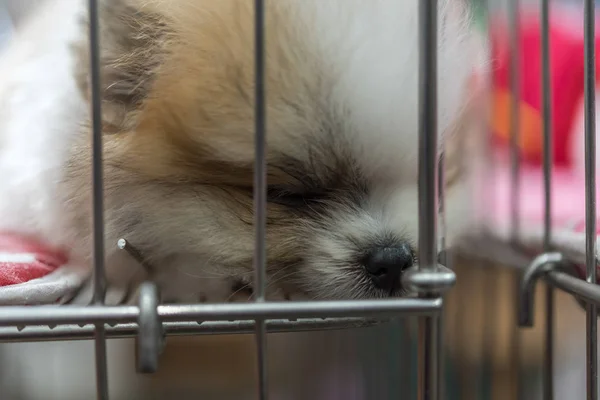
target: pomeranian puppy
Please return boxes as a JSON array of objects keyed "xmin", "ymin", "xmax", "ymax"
[{"xmin": 0, "ymin": 0, "xmax": 485, "ymax": 305}]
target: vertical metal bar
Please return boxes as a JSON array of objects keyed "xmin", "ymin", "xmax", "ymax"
[
  {"xmin": 540, "ymin": 0, "xmax": 554, "ymax": 398},
  {"xmin": 418, "ymin": 0, "xmax": 438, "ymax": 274},
  {"xmin": 399, "ymin": 319, "xmax": 413, "ymax": 397},
  {"xmin": 436, "ymin": 304, "xmax": 445, "ymax": 400},
  {"xmin": 409, "ymin": 317, "xmax": 420, "ymax": 400},
  {"xmin": 511, "ymin": 271, "xmax": 523, "ymax": 400},
  {"xmin": 477, "ymin": 0, "xmax": 499, "ymax": 235},
  {"xmin": 540, "ymin": 0, "xmax": 552, "ymax": 268},
  {"xmin": 480, "ymin": 264, "xmax": 497, "ymax": 400},
  {"xmin": 437, "ymin": 156, "xmax": 446, "ymax": 400},
  {"xmin": 418, "ymin": 1, "xmax": 440, "ymax": 399},
  {"xmin": 88, "ymin": 0, "xmax": 109, "ymax": 399},
  {"xmin": 508, "ymin": 1, "xmax": 522, "ymax": 399},
  {"xmin": 508, "ymin": 0, "xmax": 521, "ymax": 246},
  {"xmin": 482, "ymin": 0, "xmax": 496, "ymax": 228},
  {"xmin": 584, "ymin": 0, "xmax": 598, "ymax": 398},
  {"xmin": 253, "ymin": 0, "xmax": 268, "ymax": 399},
  {"xmin": 419, "ymin": 317, "xmax": 440, "ymax": 400}
]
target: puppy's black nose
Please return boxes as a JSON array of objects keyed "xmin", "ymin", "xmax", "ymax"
[{"xmin": 363, "ymin": 244, "xmax": 414, "ymax": 291}]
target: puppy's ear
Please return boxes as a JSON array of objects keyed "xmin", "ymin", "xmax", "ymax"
[{"xmin": 72, "ymin": 0, "xmax": 171, "ymax": 132}]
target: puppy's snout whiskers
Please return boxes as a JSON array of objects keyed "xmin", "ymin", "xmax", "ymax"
[{"xmin": 226, "ymin": 280, "xmax": 254, "ymax": 302}]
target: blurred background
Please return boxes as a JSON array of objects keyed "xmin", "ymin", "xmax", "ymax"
[{"xmin": 0, "ymin": 0, "xmax": 595, "ymax": 399}]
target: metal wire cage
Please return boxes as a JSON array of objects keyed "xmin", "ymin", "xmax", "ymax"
[
  {"xmin": 0, "ymin": 0, "xmax": 452, "ymax": 398},
  {"xmin": 1, "ymin": 0, "xmax": 600, "ymax": 399}
]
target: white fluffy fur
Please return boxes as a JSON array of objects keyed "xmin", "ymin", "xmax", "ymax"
[{"xmin": 0, "ymin": 0, "xmax": 86, "ymax": 250}]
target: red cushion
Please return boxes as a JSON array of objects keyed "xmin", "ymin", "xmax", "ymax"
[{"xmin": 0, "ymin": 233, "xmax": 67, "ymax": 286}]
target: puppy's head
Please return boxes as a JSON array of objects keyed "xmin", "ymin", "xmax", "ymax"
[{"xmin": 67, "ymin": 0, "xmax": 484, "ymax": 301}]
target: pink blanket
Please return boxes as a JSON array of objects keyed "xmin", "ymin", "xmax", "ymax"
[{"xmin": 0, "ymin": 233, "xmax": 84, "ymax": 305}]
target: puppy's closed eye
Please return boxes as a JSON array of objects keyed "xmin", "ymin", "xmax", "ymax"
[{"xmin": 266, "ymin": 185, "xmax": 326, "ymax": 208}]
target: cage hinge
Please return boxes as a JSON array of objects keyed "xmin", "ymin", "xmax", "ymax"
[{"xmin": 136, "ymin": 281, "xmax": 164, "ymax": 374}]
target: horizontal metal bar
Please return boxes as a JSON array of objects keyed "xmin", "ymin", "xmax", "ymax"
[
  {"xmin": 0, "ymin": 298, "xmax": 441, "ymax": 327},
  {"xmin": 0, "ymin": 318, "xmax": 380, "ymax": 343},
  {"xmin": 0, "ymin": 306, "xmax": 139, "ymax": 326},
  {"xmin": 159, "ymin": 298, "xmax": 441, "ymax": 321},
  {"xmin": 158, "ymin": 299, "xmax": 442, "ymax": 321},
  {"xmin": 544, "ymin": 270, "xmax": 600, "ymax": 306}
]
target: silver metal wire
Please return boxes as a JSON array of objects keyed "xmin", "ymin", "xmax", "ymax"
[
  {"xmin": 540, "ymin": 0, "xmax": 554, "ymax": 398},
  {"xmin": 481, "ymin": 0, "xmax": 497, "ymax": 238},
  {"xmin": 418, "ymin": 0, "xmax": 438, "ymax": 279},
  {"xmin": 253, "ymin": 0, "xmax": 268, "ymax": 398},
  {"xmin": 546, "ymin": 270, "xmax": 600, "ymax": 306},
  {"xmin": 509, "ymin": 0, "xmax": 521, "ymax": 247},
  {"xmin": 518, "ymin": 252, "xmax": 564, "ymax": 327},
  {"xmin": 507, "ymin": 2, "xmax": 523, "ymax": 398},
  {"xmin": 0, "ymin": 299, "xmax": 441, "ymax": 327},
  {"xmin": 584, "ymin": 0, "xmax": 598, "ymax": 397},
  {"xmin": 88, "ymin": 0, "xmax": 109, "ymax": 398},
  {"xmin": 418, "ymin": 1, "xmax": 443, "ymax": 399},
  {"xmin": 437, "ymin": 140, "xmax": 447, "ymax": 400},
  {"xmin": 0, "ymin": 318, "xmax": 382, "ymax": 342},
  {"xmin": 518, "ymin": 252, "xmax": 600, "ymax": 313}
]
